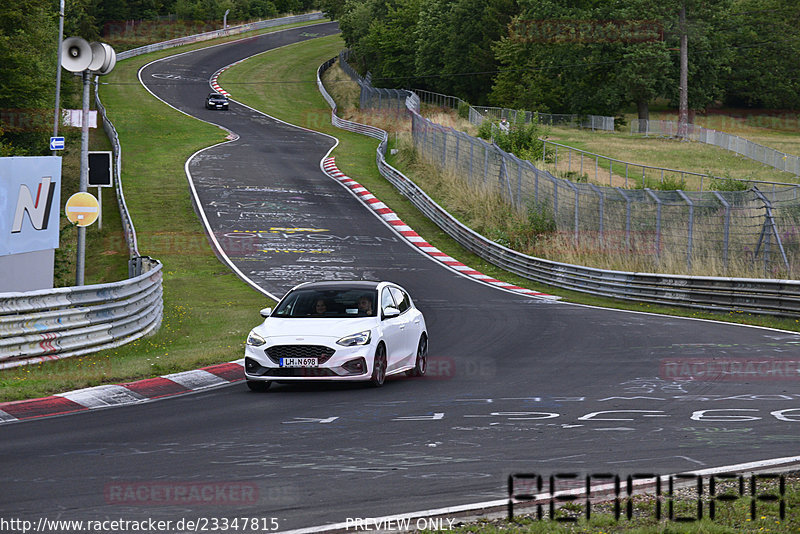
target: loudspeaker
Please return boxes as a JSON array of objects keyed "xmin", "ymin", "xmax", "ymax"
[
  {"xmin": 87, "ymin": 42, "xmax": 107, "ymax": 72},
  {"xmin": 96, "ymin": 43, "xmax": 116, "ymax": 75},
  {"xmin": 61, "ymin": 37, "xmax": 91, "ymax": 72}
]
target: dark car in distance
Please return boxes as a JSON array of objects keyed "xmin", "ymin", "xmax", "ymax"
[{"xmin": 205, "ymin": 92, "xmax": 229, "ymax": 110}]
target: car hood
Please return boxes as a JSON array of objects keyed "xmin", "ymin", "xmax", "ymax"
[{"xmin": 253, "ymin": 317, "xmax": 376, "ymax": 340}]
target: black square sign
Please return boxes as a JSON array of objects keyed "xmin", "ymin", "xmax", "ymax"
[{"xmin": 88, "ymin": 151, "xmax": 113, "ymax": 187}]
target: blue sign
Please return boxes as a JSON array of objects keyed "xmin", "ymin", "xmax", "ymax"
[{"xmin": 50, "ymin": 137, "xmax": 65, "ymax": 150}]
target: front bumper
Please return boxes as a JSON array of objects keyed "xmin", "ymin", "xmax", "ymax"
[{"xmin": 244, "ymin": 342, "xmax": 372, "ymax": 382}]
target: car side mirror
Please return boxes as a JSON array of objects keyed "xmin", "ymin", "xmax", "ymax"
[
  {"xmin": 260, "ymin": 307, "xmax": 272, "ymax": 318},
  {"xmin": 382, "ymin": 306, "xmax": 400, "ymax": 319}
]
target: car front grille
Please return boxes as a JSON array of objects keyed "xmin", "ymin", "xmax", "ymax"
[
  {"xmin": 264, "ymin": 368, "xmax": 338, "ymax": 377},
  {"xmin": 265, "ymin": 345, "xmax": 335, "ymax": 365}
]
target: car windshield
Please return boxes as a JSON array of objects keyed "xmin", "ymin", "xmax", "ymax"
[
  {"xmin": 273, "ymin": 288, "xmax": 378, "ymax": 318},
  {"xmin": 209, "ymin": 94, "xmax": 225, "ymax": 99}
]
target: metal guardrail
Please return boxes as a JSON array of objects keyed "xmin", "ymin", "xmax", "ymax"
[
  {"xmin": 0, "ymin": 258, "xmax": 163, "ymax": 369},
  {"xmin": 116, "ymin": 12, "xmax": 325, "ymax": 60},
  {"xmin": 319, "ymin": 56, "xmax": 800, "ymax": 318}
]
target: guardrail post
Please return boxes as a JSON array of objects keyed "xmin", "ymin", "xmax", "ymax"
[
  {"xmin": 646, "ymin": 188, "xmax": 662, "ymax": 262},
  {"xmin": 712, "ymin": 191, "xmax": 731, "ymax": 273},
  {"xmin": 677, "ymin": 190, "xmax": 694, "ymax": 272}
]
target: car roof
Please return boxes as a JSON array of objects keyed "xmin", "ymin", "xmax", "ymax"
[
  {"xmin": 293, "ymin": 280, "xmax": 382, "ymax": 291},
  {"xmin": 208, "ymin": 92, "xmax": 226, "ymax": 97}
]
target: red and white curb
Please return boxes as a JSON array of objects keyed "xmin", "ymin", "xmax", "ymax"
[
  {"xmin": 210, "ymin": 62, "xmax": 242, "ymax": 96},
  {"xmin": 322, "ymin": 157, "xmax": 558, "ymax": 300},
  {"xmin": 0, "ymin": 361, "xmax": 245, "ymax": 425}
]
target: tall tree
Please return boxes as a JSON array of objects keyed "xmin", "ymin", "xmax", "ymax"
[
  {"xmin": 0, "ymin": 0, "xmax": 58, "ymax": 154},
  {"xmin": 723, "ymin": 0, "xmax": 800, "ymax": 109},
  {"xmin": 415, "ymin": 0, "xmax": 517, "ymax": 104}
]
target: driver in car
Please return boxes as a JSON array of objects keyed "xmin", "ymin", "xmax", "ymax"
[{"xmin": 356, "ymin": 296, "xmax": 373, "ymax": 316}]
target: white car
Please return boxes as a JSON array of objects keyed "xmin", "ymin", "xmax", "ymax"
[{"xmin": 244, "ymin": 281, "xmax": 428, "ymax": 391}]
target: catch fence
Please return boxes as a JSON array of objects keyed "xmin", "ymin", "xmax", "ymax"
[
  {"xmin": 319, "ymin": 55, "xmax": 800, "ymax": 317},
  {"xmin": 336, "ymin": 51, "xmax": 800, "ymax": 279},
  {"xmin": 631, "ymin": 119, "xmax": 800, "ymax": 178}
]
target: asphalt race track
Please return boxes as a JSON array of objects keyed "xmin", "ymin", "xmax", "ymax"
[{"xmin": 2, "ymin": 22, "xmax": 800, "ymax": 532}]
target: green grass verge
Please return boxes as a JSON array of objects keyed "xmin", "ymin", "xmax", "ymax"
[{"xmin": 0, "ymin": 21, "xmax": 335, "ymax": 402}]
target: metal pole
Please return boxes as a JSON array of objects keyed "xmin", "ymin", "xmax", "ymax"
[
  {"xmin": 677, "ymin": 190, "xmax": 694, "ymax": 272},
  {"xmin": 646, "ymin": 188, "xmax": 662, "ymax": 261},
  {"xmin": 76, "ymin": 70, "xmax": 91, "ymax": 286},
  {"xmin": 713, "ymin": 191, "xmax": 730, "ymax": 272},
  {"xmin": 51, "ymin": 0, "xmax": 65, "ymax": 156}
]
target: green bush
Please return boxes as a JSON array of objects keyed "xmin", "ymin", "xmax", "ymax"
[
  {"xmin": 457, "ymin": 101, "xmax": 470, "ymax": 120},
  {"xmin": 711, "ymin": 175, "xmax": 750, "ymax": 191}
]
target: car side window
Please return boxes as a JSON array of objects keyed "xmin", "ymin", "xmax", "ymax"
[
  {"xmin": 381, "ymin": 288, "xmax": 396, "ymax": 313},
  {"xmin": 389, "ymin": 287, "xmax": 410, "ymax": 313}
]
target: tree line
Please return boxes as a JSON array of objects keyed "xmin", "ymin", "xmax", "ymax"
[
  {"xmin": 325, "ymin": 0, "xmax": 800, "ymax": 118},
  {"xmin": 0, "ymin": 0, "xmax": 318, "ymax": 155}
]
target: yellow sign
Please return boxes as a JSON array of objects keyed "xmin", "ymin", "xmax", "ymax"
[{"xmin": 65, "ymin": 192, "xmax": 99, "ymax": 227}]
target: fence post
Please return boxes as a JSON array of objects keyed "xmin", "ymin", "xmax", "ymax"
[
  {"xmin": 712, "ymin": 191, "xmax": 730, "ymax": 273},
  {"xmin": 752, "ymin": 186, "xmax": 790, "ymax": 274},
  {"xmin": 590, "ymin": 184, "xmax": 604, "ymax": 244},
  {"xmin": 677, "ymin": 190, "xmax": 694, "ymax": 272},
  {"xmin": 469, "ymin": 137, "xmax": 474, "ymax": 187},
  {"xmin": 442, "ymin": 129, "xmax": 447, "ymax": 168},
  {"xmin": 616, "ymin": 187, "xmax": 632, "ymax": 250},
  {"xmin": 646, "ymin": 188, "xmax": 662, "ymax": 262},
  {"xmin": 565, "ymin": 181, "xmax": 580, "ymax": 244},
  {"xmin": 595, "ymin": 156, "xmax": 599, "ymax": 183}
]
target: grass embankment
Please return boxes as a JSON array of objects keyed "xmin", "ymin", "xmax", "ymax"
[{"xmin": 0, "ymin": 20, "xmax": 333, "ymax": 402}]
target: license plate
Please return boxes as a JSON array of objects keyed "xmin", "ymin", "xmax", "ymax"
[{"xmin": 280, "ymin": 357, "xmax": 318, "ymax": 367}]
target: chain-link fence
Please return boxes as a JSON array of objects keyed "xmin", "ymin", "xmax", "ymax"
[
  {"xmin": 410, "ymin": 113, "xmax": 799, "ymax": 277},
  {"xmin": 632, "ymin": 119, "xmax": 800, "ymax": 178},
  {"xmin": 336, "ymin": 52, "xmax": 800, "ymax": 278}
]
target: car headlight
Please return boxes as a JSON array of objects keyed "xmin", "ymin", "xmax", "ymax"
[
  {"xmin": 336, "ymin": 330, "xmax": 371, "ymax": 347},
  {"xmin": 246, "ymin": 331, "xmax": 266, "ymax": 347}
]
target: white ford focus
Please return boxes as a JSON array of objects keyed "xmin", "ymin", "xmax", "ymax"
[{"xmin": 244, "ymin": 281, "xmax": 428, "ymax": 391}]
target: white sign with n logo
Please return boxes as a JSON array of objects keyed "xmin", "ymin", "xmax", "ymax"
[
  {"xmin": 12, "ymin": 176, "xmax": 56, "ymax": 233},
  {"xmin": 1, "ymin": 157, "xmax": 62, "ymax": 257}
]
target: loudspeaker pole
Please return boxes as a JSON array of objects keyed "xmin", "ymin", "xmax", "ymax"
[
  {"xmin": 51, "ymin": 0, "xmax": 65, "ymax": 156},
  {"xmin": 76, "ymin": 69, "xmax": 91, "ymax": 286}
]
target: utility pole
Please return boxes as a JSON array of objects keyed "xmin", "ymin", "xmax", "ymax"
[
  {"xmin": 678, "ymin": 0, "xmax": 689, "ymax": 139},
  {"xmin": 51, "ymin": 0, "xmax": 65, "ymax": 156}
]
